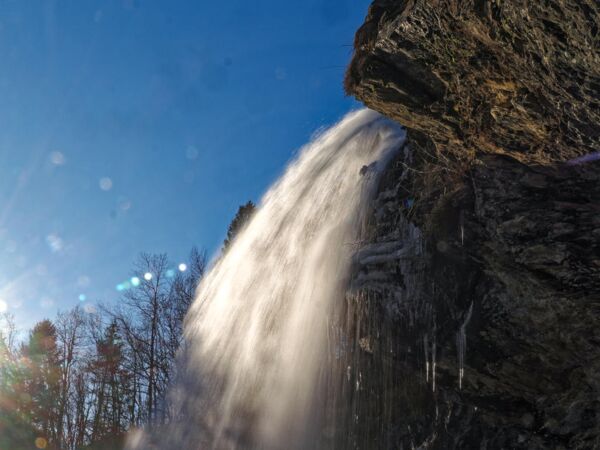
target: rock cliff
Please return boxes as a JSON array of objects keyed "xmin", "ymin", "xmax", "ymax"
[{"xmin": 342, "ymin": 1, "xmax": 600, "ymax": 448}]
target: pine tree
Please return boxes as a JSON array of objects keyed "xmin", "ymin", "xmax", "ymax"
[
  {"xmin": 223, "ymin": 201, "xmax": 256, "ymax": 251},
  {"xmin": 21, "ymin": 320, "xmax": 61, "ymax": 447}
]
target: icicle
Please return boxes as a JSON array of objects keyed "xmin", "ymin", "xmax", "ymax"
[
  {"xmin": 432, "ymin": 334, "xmax": 437, "ymax": 393},
  {"xmin": 423, "ymin": 333, "xmax": 429, "ymax": 383},
  {"xmin": 456, "ymin": 302, "xmax": 473, "ymax": 390}
]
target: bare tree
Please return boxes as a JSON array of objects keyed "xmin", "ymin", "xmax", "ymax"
[
  {"xmin": 0, "ymin": 246, "xmax": 206, "ymax": 449},
  {"xmin": 55, "ymin": 307, "xmax": 87, "ymax": 449},
  {"xmin": 0, "ymin": 312, "xmax": 18, "ymax": 355}
]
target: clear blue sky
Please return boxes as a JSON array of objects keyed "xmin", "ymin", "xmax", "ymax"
[{"xmin": 0, "ymin": 0, "xmax": 371, "ymax": 331}]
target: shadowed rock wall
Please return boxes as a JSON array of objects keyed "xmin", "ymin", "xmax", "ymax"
[{"xmin": 342, "ymin": 1, "xmax": 600, "ymax": 448}]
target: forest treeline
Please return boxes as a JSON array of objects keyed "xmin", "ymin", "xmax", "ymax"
[{"xmin": 0, "ymin": 202, "xmax": 255, "ymax": 450}]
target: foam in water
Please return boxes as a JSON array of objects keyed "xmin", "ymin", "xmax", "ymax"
[{"xmin": 133, "ymin": 109, "xmax": 405, "ymax": 449}]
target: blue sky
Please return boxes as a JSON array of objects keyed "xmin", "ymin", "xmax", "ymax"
[{"xmin": 0, "ymin": 0, "xmax": 370, "ymax": 330}]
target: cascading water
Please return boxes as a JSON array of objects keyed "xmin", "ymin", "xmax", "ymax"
[{"xmin": 131, "ymin": 109, "xmax": 405, "ymax": 449}]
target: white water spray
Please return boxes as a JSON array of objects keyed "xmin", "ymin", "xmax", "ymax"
[{"xmin": 147, "ymin": 110, "xmax": 404, "ymax": 449}]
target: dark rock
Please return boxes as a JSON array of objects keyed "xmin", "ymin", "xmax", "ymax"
[{"xmin": 340, "ymin": 1, "xmax": 600, "ymax": 448}]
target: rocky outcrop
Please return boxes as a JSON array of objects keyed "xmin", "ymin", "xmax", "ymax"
[
  {"xmin": 346, "ymin": 0, "xmax": 599, "ymax": 165},
  {"xmin": 342, "ymin": 1, "xmax": 600, "ymax": 449}
]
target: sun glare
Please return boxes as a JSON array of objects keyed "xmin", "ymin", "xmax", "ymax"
[{"xmin": 0, "ymin": 298, "xmax": 7, "ymax": 313}]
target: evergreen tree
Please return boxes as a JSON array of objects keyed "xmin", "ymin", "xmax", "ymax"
[
  {"xmin": 223, "ymin": 201, "xmax": 256, "ymax": 251},
  {"xmin": 21, "ymin": 320, "xmax": 61, "ymax": 447},
  {"xmin": 0, "ymin": 331, "xmax": 37, "ymax": 449}
]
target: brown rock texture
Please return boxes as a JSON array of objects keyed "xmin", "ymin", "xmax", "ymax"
[
  {"xmin": 346, "ymin": 0, "xmax": 600, "ymax": 165},
  {"xmin": 340, "ymin": 1, "xmax": 600, "ymax": 449}
]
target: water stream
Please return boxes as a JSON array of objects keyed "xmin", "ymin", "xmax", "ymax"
[{"xmin": 131, "ymin": 109, "xmax": 405, "ymax": 449}]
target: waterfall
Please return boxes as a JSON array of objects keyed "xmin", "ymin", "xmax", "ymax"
[{"xmin": 130, "ymin": 109, "xmax": 405, "ymax": 449}]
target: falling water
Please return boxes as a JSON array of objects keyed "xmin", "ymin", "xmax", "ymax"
[{"xmin": 132, "ymin": 109, "xmax": 405, "ymax": 449}]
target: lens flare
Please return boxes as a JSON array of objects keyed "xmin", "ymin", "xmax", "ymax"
[
  {"xmin": 178, "ymin": 263, "xmax": 187, "ymax": 272},
  {"xmin": 566, "ymin": 151, "xmax": 600, "ymax": 165},
  {"xmin": 40, "ymin": 297, "xmax": 54, "ymax": 309},
  {"xmin": 50, "ymin": 151, "xmax": 66, "ymax": 166},
  {"xmin": 186, "ymin": 146, "xmax": 199, "ymax": 160},
  {"xmin": 77, "ymin": 275, "xmax": 91, "ymax": 287},
  {"xmin": 99, "ymin": 177, "xmax": 113, "ymax": 191},
  {"xmin": 46, "ymin": 234, "xmax": 64, "ymax": 253},
  {"xmin": 144, "ymin": 272, "xmax": 153, "ymax": 281},
  {"xmin": 131, "ymin": 276, "xmax": 141, "ymax": 287}
]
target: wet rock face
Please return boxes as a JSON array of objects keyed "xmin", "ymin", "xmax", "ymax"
[
  {"xmin": 345, "ymin": 140, "xmax": 600, "ymax": 450},
  {"xmin": 343, "ymin": 1, "xmax": 600, "ymax": 449}
]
